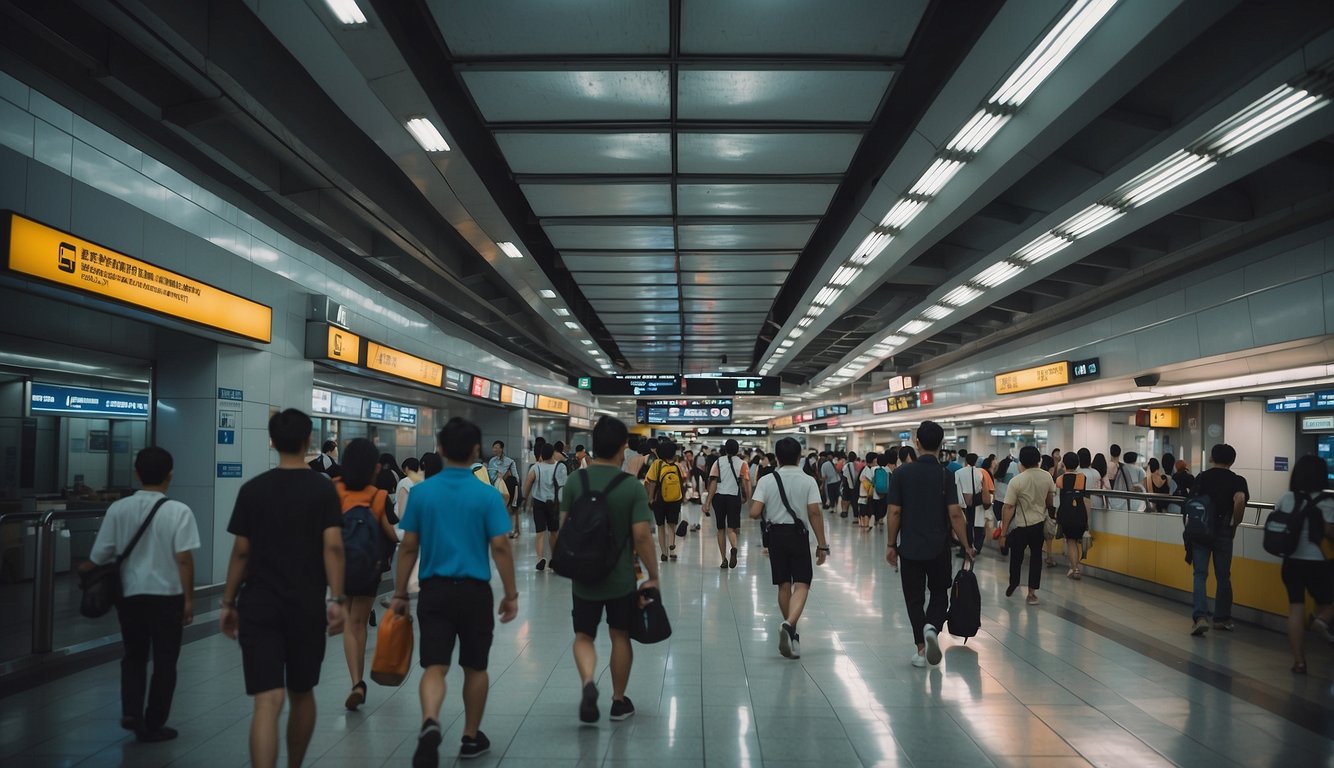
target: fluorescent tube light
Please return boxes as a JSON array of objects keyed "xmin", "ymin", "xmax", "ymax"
[
  {"xmin": 780, "ymin": 340, "xmax": 795, "ymax": 348},
  {"xmin": 974, "ymin": 261, "xmax": 1024, "ymax": 287},
  {"xmin": 899, "ymin": 320, "xmax": 932, "ymax": 335},
  {"xmin": 1013, "ymin": 232, "xmax": 1072, "ymax": 264},
  {"xmin": 806, "ymin": 306, "xmax": 826, "ymax": 318},
  {"xmin": 1118, "ymin": 150, "xmax": 1215, "ymax": 208},
  {"xmin": 580, "ymin": 339, "xmax": 594, "ymax": 345},
  {"xmin": 539, "ymin": 289, "xmax": 557, "ymax": 299},
  {"xmin": 564, "ymin": 321, "xmax": 579, "ymax": 330},
  {"xmin": 1058, "ymin": 203, "xmax": 1124, "ymax": 238},
  {"xmin": 909, "ymin": 159, "xmax": 965, "ymax": 198},
  {"xmin": 921, "ymin": 304, "xmax": 955, "ymax": 321},
  {"xmin": 587, "ymin": 349, "xmax": 601, "ymax": 356},
  {"xmin": 880, "ymin": 198, "xmax": 927, "ymax": 230},
  {"xmin": 880, "ymin": 334, "xmax": 908, "ymax": 346},
  {"xmin": 851, "ymin": 231, "xmax": 893, "ymax": 265},
  {"xmin": 797, "ymin": 317, "xmax": 813, "ymax": 328},
  {"xmin": 324, "ymin": 0, "xmax": 368, "ymax": 25},
  {"xmin": 946, "ymin": 110, "xmax": 1013, "ymax": 154},
  {"xmin": 830, "ymin": 265, "xmax": 862, "ymax": 286},
  {"xmin": 940, "ymin": 285, "xmax": 982, "ymax": 307},
  {"xmin": 853, "ymin": 355, "xmax": 875, "ymax": 364},
  {"xmin": 813, "ymin": 287, "xmax": 843, "ymax": 306},
  {"xmin": 497, "ymin": 241, "xmax": 524, "ymax": 259},
  {"xmin": 553, "ymin": 308, "xmax": 570, "ymax": 316},
  {"xmin": 990, "ymin": 0, "xmax": 1119, "ymax": 107},
  {"xmin": 789, "ymin": 328, "xmax": 804, "ymax": 339},
  {"xmin": 405, "ymin": 117, "xmax": 450, "ymax": 152},
  {"xmin": 1199, "ymin": 85, "xmax": 1328, "ymax": 157}
]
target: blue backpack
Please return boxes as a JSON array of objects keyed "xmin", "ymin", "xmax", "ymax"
[
  {"xmin": 874, "ymin": 466, "xmax": 890, "ymax": 496},
  {"xmin": 1182, "ymin": 492, "xmax": 1216, "ymax": 547},
  {"xmin": 342, "ymin": 503, "xmax": 383, "ymax": 595}
]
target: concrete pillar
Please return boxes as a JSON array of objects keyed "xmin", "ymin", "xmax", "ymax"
[
  {"xmin": 1225, "ymin": 398, "xmax": 1295, "ymax": 505},
  {"xmin": 1073, "ymin": 412, "xmax": 1111, "ymax": 455}
]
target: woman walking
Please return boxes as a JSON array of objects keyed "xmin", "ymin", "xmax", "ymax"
[
  {"xmin": 1277, "ymin": 455, "xmax": 1334, "ymax": 673},
  {"xmin": 1056, "ymin": 453, "xmax": 1089, "ymax": 579}
]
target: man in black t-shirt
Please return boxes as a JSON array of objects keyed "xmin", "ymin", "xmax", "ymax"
[
  {"xmin": 221, "ymin": 409, "xmax": 345, "ymax": 768},
  {"xmin": 1189, "ymin": 444, "xmax": 1249, "ymax": 636}
]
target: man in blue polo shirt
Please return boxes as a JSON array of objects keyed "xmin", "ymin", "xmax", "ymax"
[{"xmin": 393, "ymin": 418, "xmax": 518, "ymax": 766}]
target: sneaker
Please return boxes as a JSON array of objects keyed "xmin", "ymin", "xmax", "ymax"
[
  {"xmin": 778, "ymin": 622, "xmax": 795, "ymax": 659},
  {"xmin": 729, "ymin": 547, "xmax": 738, "ymax": 568},
  {"xmin": 923, "ymin": 626, "xmax": 942, "ymax": 666},
  {"xmin": 135, "ymin": 726, "xmax": 178, "ymax": 743},
  {"xmin": 1191, "ymin": 617, "xmax": 1210, "ymax": 636},
  {"xmin": 789, "ymin": 631, "xmax": 801, "ymax": 659},
  {"xmin": 1026, "ymin": 594, "xmax": 1040, "ymax": 606},
  {"xmin": 459, "ymin": 731, "xmax": 490, "ymax": 759},
  {"xmin": 660, "ymin": 553, "xmax": 668, "ymax": 563},
  {"xmin": 579, "ymin": 682, "xmax": 599, "ymax": 723},
  {"xmin": 536, "ymin": 558, "xmax": 546, "ymax": 571},
  {"xmin": 413, "ymin": 719, "xmax": 442, "ymax": 768},
  {"xmin": 1213, "ymin": 619, "xmax": 1235, "ymax": 631},
  {"xmin": 910, "ymin": 652, "xmax": 928, "ymax": 668},
  {"xmin": 609, "ymin": 697, "xmax": 636, "ymax": 721}
]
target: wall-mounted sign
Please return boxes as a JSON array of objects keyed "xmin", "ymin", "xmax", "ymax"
[
  {"xmin": 501, "ymin": 385, "xmax": 528, "ymax": 406},
  {"xmin": 697, "ymin": 426, "xmax": 769, "ymax": 437},
  {"xmin": 6, "ymin": 213, "xmax": 272, "ymax": 342},
  {"xmin": 638, "ymin": 398, "xmax": 733, "ymax": 425},
  {"xmin": 30, "ymin": 383, "xmax": 149, "ymax": 419},
  {"xmin": 364, "ymin": 399, "xmax": 419, "ymax": 426},
  {"xmin": 325, "ymin": 325, "xmax": 360, "ymax": 365},
  {"xmin": 995, "ymin": 361, "xmax": 1070, "ymax": 395},
  {"xmin": 366, "ymin": 342, "xmax": 443, "ymax": 388},
  {"xmin": 218, "ymin": 388, "xmax": 244, "ymax": 401},
  {"xmin": 1302, "ymin": 415, "xmax": 1334, "ymax": 431},
  {"xmin": 885, "ymin": 393, "xmax": 918, "ymax": 413},
  {"xmin": 1264, "ymin": 392, "xmax": 1334, "ymax": 413},
  {"xmin": 536, "ymin": 395, "xmax": 570, "ymax": 414},
  {"xmin": 1149, "ymin": 408, "xmax": 1180, "ymax": 428},
  {"xmin": 872, "ymin": 399, "xmax": 889, "ymax": 415},
  {"xmin": 772, "ymin": 403, "xmax": 849, "ymax": 429},
  {"xmin": 887, "ymin": 375, "xmax": 915, "ymax": 394},
  {"xmin": 217, "ymin": 462, "xmax": 243, "ymax": 478},
  {"xmin": 577, "ymin": 377, "xmax": 592, "ymax": 389},
  {"xmin": 918, "ymin": 389, "xmax": 934, "ymax": 406},
  {"xmin": 331, "ymin": 392, "xmax": 363, "ymax": 417},
  {"xmin": 1070, "ymin": 357, "xmax": 1101, "ymax": 380},
  {"xmin": 444, "ymin": 368, "xmax": 471, "ymax": 395},
  {"xmin": 899, "ymin": 431, "xmax": 913, "ymax": 441}
]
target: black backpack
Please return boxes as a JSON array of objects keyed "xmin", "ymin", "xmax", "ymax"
[
  {"xmin": 1264, "ymin": 491, "xmax": 1330, "ymax": 557},
  {"xmin": 946, "ymin": 560, "xmax": 981, "ymax": 641},
  {"xmin": 1182, "ymin": 492, "xmax": 1216, "ymax": 547},
  {"xmin": 342, "ymin": 494, "xmax": 385, "ymax": 595},
  {"xmin": 551, "ymin": 471, "xmax": 632, "ymax": 583}
]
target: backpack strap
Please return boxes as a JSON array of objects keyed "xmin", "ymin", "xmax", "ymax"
[
  {"xmin": 119, "ymin": 498, "xmax": 169, "ymax": 564},
  {"xmin": 769, "ymin": 472, "xmax": 807, "ymax": 532}
]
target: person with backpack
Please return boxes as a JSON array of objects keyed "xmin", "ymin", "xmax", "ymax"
[
  {"xmin": 1187, "ymin": 444, "xmax": 1250, "ymax": 636},
  {"xmin": 309, "ymin": 439, "xmax": 341, "ymax": 478},
  {"xmin": 555, "ymin": 416, "xmax": 659, "ymax": 724},
  {"xmin": 392, "ymin": 418, "xmax": 518, "ymax": 763},
  {"xmin": 999, "ymin": 446, "xmax": 1057, "ymax": 606},
  {"xmin": 645, "ymin": 441, "xmax": 686, "ymax": 562},
  {"xmin": 1272, "ymin": 455, "xmax": 1334, "ymax": 673},
  {"xmin": 954, "ymin": 453, "xmax": 993, "ymax": 555},
  {"xmin": 81, "ymin": 446, "xmax": 199, "ymax": 743},
  {"xmin": 819, "ymin": 452, "xmax": 840, "ymax": 512},
  {"xmin": 749, "ymin": 437, "xmax": 829, "ymax": 659},
  {"xmin": 840, "ymin": 452, "xmax": 861, "ymax": 519},
  {"xmin": 856, "ymin": 452, "xmax": 879, "ymax": 532},
  {"xmin": 872, "ymin": 451, "xmax": 895, "ymax": 529},
  {"xmin": 523, "ymin": 443, "xmax": 568, "ymax": 572},
  {"xmin": 1055, "ymin": 453, "xmax": 1090, "ymax": 579},
  {"xmin": 707, "ymin": 439, "xmax": 752, "ymax": 570},
  {"xmin": 333, "ymin": 439, "xmax": 398, "ymax": 712},
  {"xmin": 885, "ymin": 421, "xmax": 975, "ymax": 669}
]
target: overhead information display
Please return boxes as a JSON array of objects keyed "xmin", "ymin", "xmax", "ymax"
[
  {"xmin": 30, "ymin": 383, "xmax": 149, "ymax": 419},
  {"xmin": 696, "ymin": 426, "xmax": 768, "ymax": 437},
  {"xmin": 995, "ymin": 361, "xmax": 1070, "ymax": 395},
  {"xmin": 637, "ymin": 398, "xmax": 733, "ymax": 425},
  {"xmin": 586, "ymin": 375, "xmax": 780, "ymax": 396}
]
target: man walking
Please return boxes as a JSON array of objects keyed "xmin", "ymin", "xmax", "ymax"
[
  {"xmin": 819, "ymin": 451, "xmax": 840, "ymax": 511},
  {"xmin": 955, "ymin": 453, "xmax": 994, "ymax": 555},
  {"xmin": 885, "ymin": 421, "xmax": 975, "ymax": 668},
  {"xmin": 308, "ymin": 439, "xmax": 341, "ymax": 477},
  {"xmin": 83, "ymin": 446, "xmax": 199, "ymax": 742},
  {"xmin": 221, "ymin": 409, "xmax": 346, "ymax": 768},
  {"xmin": 706, "ymin": 439, "xmax": 751, "ymax": 569},
  {"xmin": 523, "ymin": 442, "xmax": 567, "ymax": 572},
  {"xmin": 394, "ymin": 418, "xmax": 518, "ymax": 764},
  {"xmin": 999, "ymin": 446, "xmax": 1057, "ymax": 605},
  {"xmin": 749, "ymin": 437, "xmax": 828, "ymax": 659},
  {"xmin": 1189, "ymin": 443, "xmax": 1249, "ymax": 636}
]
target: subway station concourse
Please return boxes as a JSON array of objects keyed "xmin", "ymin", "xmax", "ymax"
[{"xmin": 1, "ymin": 1, "xmax": 1333, "ymax": 766}]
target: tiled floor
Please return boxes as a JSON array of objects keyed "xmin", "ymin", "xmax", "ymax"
[{"xmin": 2, "ymin": 510, "xmax": 1332, "ymax": 767}]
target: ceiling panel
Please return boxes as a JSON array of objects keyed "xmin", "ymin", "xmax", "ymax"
[
  {"xmin": 545, "ymin": 224, "xmax": 675, "ymax": 250},
  {"xmin": 582, "ymin": 284, "xmax": 678, "ymax": 300},
  {"xmin": 678, "ymin": 68, "xmax": 893, "ymax": 122},
  {"xmin": 678, "ymin": 133, "xmax": 862, "ymax": 174},
  {"xmin": 680, "ymin": 253, "xmax": 800, "ymax": 271},
  {"xmin": 685, "ymin": 313, "xmax": 767, "ymax": 324},
  {"xmin": 685, "ymin": 299, "xmax": 775, "ymax": 314},
  {"xmin": 682, "ymin": 270, "xmax": 789, "ymax": 285},
  {"xmin": 678, "ymin": 222, "xmax": 817, "ymax": 250},
  {"xmin": 522, "ymin": 183, "xmax": 673, "ymax": 216},
  {"xmin": 564, "ymin": 252, "xmax": 677, "ymax": 271},
  {"xmin": 430, "ymin": 1, "xmax": 669, "ymax": 57},
  {"xmin": 677, "ymin": 183, "xmax": 839, "ymax": 216},
  {"xmin": 683, "ymin": 284, "xmax": 780, "ymax": 299},
  {"xmin": 680, "ymin": 0, "xmax": 928, "ymax": 57},
  {"xmin": 496, "ymin": 133, "xmax": 670, "ymax": 174},
  {"xmin": 460, "ymin": 69, "xmax": 670, "ymax": 122},
  {"xmin": 602, "ymin": 313, "xmax": 680, "ymax": 325},
  {"xmin": 591, "ymin": 298, "xmax": 680, "ymax": 313},
  {"xmin": 572, "ymin": 271, "xmax": 675, "ymax": 285}
]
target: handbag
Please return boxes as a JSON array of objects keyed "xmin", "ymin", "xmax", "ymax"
[
  {"xmin": 630, "ymin": 586, "xmax": 672, "ymax": 644},
  {"xmin": 79, "ymin": 498, "xmax": 168, "ymax": 618},
  {"xmin": 370, "ymin": 611, "xmax": 415, "ymax": 686}
]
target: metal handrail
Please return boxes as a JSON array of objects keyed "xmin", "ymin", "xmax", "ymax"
[
  {"xmin": 0, "ymin": 511, "xmax": 44, "ymax": 526},
  {"xmin": 29, "ymin": 508, "xmax": 111, "ymax": 654},
  {"xmin": 1077, "ymin": 488, "xmax": 1273, "ymax": 527}
]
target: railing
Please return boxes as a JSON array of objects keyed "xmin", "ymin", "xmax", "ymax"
[
  {"xmin": 1075, "ymin": 488, "xmax": 1274, "ymax": 527},
  {"xmin": 0, "ymin": 507, "xmax": 109, "ymax": 655}
]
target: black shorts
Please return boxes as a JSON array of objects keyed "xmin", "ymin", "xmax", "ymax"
[
  {"xmin": 572, "ymin": 591, "xmax": 638, "ymax": 638},
  {"xmin": 712, "ymin": 494, "xmax": 742, "ymax": 529},
  {"xmin": 825, "ymin": 483, "xmax": 840, "ymax": 504},
  {"xmin": 417, "ymin": 578, "xmax": 495, "ymax": 670},
  {"xmin": 768, "ymin": 524, "xmax": 813, "ymax": 586},
  {"xmin": 842, "ymin": 486, "xmax": 857, "ymax": 503},
  {"xmin": 654, "ymin": 500, "xmax": 682, "ymax": 527},
  {"xmin": 532, "ymin": 499, "xmax": 560, "ymax": 533},
  {"xmin": 1282, "ymin": 558, "xmax": 1333, "ymax": 605},
  {"xmin": 238, "ymin": 599, "xmax": 327, "ymax": 695}
]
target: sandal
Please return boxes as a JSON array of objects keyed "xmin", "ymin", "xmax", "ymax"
[
  {"xmin": 660, "ymin": 554, "xmax": 668, "ymax": 563},
  {"xmin": 345, "ymin": 681, "xmax": 367, "ymax": 711}
]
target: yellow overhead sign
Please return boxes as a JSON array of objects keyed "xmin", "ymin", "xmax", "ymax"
[
  {"xmin": 366, "ymin": 342, "xmax": 443, "ymax": 388},
  {"xmin": 535, "ymin": 395, "xmax": 570, "ymax": 414},
  {"xmin": 995, "ymin": 361, "xmax": 1070, "ymax": 395},
  {"xmin": 5, "ymin": 213, "xmax": 272, "ymax": 342},
  {"xmin": 1149, "ymin": 408, "xmax": 1180, "ymax": 428},
  {"xmin": 326, "ymin": 325, "xmax": 361, "ymax": 365}
]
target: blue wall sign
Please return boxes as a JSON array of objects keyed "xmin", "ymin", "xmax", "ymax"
[
  {"xmin": 217, "ymin": 462, "xmax": 243, "ymax": 478},
  {"xmin": 218, "ymin": 429, "xmax": 235, "ymax": 445},
  {"xmin": 218, "ymin": 388, "xmax": 244, "ymax": 401},
  {"xmin": 30, "ymin": 383, "xmax": 149, "ymax": 419}
]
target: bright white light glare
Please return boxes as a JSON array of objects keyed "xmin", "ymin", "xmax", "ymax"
[
  {"xmin": 797, "ymin": 317, "xmax": 813, "ymax": 328},
  {"xmin": 909, "ymin": 159, "xmax": 965, "ymax": 198},
  {"xmin": 539, "ymin": 289, "xmax": 557, "ymax": 299},
  {"xmin": 838, "ymin": 365, "xmax": 861, "ymax": 376},
  {"xmin": 853, "ymin": 355, "xmax": 875, "ymax": 364},
  {"xmin": 587, "ymin": 349, "xmax": 601, "ymax": 356},
  {"xmin": 990, "ymin": 0, "xmax": 1119, "ymax": 107},
  {"xmin": 869, "ymin": 345, "xmax": 895, "ymax": 355},
  {"xmin": 899, "ymin": 319, "xmax": 932, "ymax": 335},
  {"xmin": 497, "ymin": 241, "xmax": 524, "ymax": 259},
  {"xmin": 405, "ymin": 118, "xmax": 451, "ymax": 152},
  {"xmin": 974, "ymin": 261, "xmax": 1024, "ymax": 287},
  {"xmin": 789, "ymin": 328, "xmax": 805, "ymax": 339},
  {"xmin": 830, "ymin": 265, "xmax": 862, "ymax": 286},
  {"xmin": 851, "ymin": 231, "xmax": 893, "ymax": 265},
  {"xmin": 946, "ymin": 110, "xmax": 1013, "ymax": 153},
  {"xmin": 940, "ymin": 285, "xmax": 983, "ymax": 306},
  {"xmin": 1203, "ymin": 85, "xmax": 1327, "ymax": 157},
  {"xmin": 1058, "ymin": 203, "xmax": 1124, "ymax": 238},
  {"xmin": 580, "ymin": 339, "xmax": 594, "ymax": 345},
  {"xmin": 564, "ymin": 321, "xmax": 579, "ymax": 330},
  {"xmin": 780, "ymin": 340, "xmax": 795, "ymax": 348},
  {"xmin": 805, "ymin": 306, "xmax": 826, "ymax": 318},
  {"xmin": 324, "ymin": 0, "xmax": 367, "ymax": 25},
  {"xmin": 813, "ymin": 287, "xmax": 843, "ymax": 306},
  {"xmin": 825, "ymin": 377, "xmax": 848, "ymax": 385},
  {"xmin": 880, "ymin": 198, "xmax": 928, "ymax": 230},
  {"xmin": 1014, "ymin": 232, "xmax": 1072, "ymax": 264},
  {"xmin": 1118, "ymin": 150, "xmax": 1215, "ymax": 208},
  {"xmin": 921, "ymin": 304, "xmax": 956, "ymax": 321},
  {"xmin": 880, "ymin": 334, "xmax": 908, "ymax": 346},
  {"xmin": 553, "ymin": 308, "xmax": 571, "ymax": 316}
]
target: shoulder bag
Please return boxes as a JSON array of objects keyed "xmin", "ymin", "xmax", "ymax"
[{"xmin": 79, "ymin": 498, "xmax": 168, "ymax": 618}]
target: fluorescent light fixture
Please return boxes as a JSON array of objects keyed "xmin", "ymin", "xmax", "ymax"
[
  {"xmin": 553, "ymin": 308, "xmax": 570, "ymax": 316},
  {"xmin": 813, "ymin": 287, "xmax": 843, "ymax": 306},
  {"xmin": 830, "ymin": 265, "xmax": 862, "ymax": 286},
  {"xmin": 1200, "ymin": 85, "xmax": 1328, "ymax": 157},
  {"xmin": 946, "ymin": 110, "xmax": 1013, "ymax": 154},
  {"xmin": 324, "ymin": 0, "xmax": 368, "ymax": 25},
  {"xmin": 838, "ymin": 366, "xmax": 861, "ymax": 377},
  {"xmin": 880, "ymin": 198, "xmax": 927, "ymax": 230},
  {"xmin": 563, "ymin": 321, "xmax": 579, "ymax": 330},
  {"xmin": 1118, "ymin": 150, "xmax": 1215, "ymax": 208},
  {"xmin": 780, "ymin": 340, "xmax": 795, "ymax": 348},
  {"xmin": 497, "ymin": 241, "xmax": 524, "ymax": 259},
  {"xmin": 587, "ymin": 349, "xmax": 601, "ymax": 356},
  {"xmin": 797, "ymin": 317, "xmax": 813, "ymax": 328},
  {"xmin": 990, "ymin": 0, "xmax": 1119, "ymax": 107},
  {"xmin": 869, "ymin": 345, "xmax": 895, "ymax": 355},
  {"xmin": 899, "ymin": 319, "xmax": 932, "ymax": 335},
  {"xmin": 539, "ymin": 289, "xmax": 557, "ymax": 299},
  {"xmin": 1014, "ymin": 232, "xmax": 1072, "ymax": 264},
  {"xmin": 805, "ymin": 306, "xmax": 826, "ymax": 318},
  {"xmin": 909, "ymin": 159, "xmax": 965, "ymax": 198},
  {"xmin": 851, "ymin": 231, "xmax": 893, "ymax": 264},
  {"xmin": 853, "ymin": 355, "xmax": 875, "ymax": 364},
  {"xmin": 921, "ymin": 304, "xmax": 955, "ymax": 321},
  {"xmin": 1058, "ymin": 203, "xmax": 1124, "ymax": 238},
  {"xmin": 580, "ymin": 339, "xmax": 594, "ymax": 345},
  {"xmin": 789, "ymin": 328, "xmax": 805, "ymax": 339},
  {"xmin": 974, "ymin": 261, "xmax": 1024, "ymax": 287},
  {"xmin": 940, "ymin": 285, "xmax": 983, "ymax": 307},
  {"xmin": 405, "ymin": 117, "xmax": 450, "ymax": 152},
  {"xmin": 880, "ymin": 334, "xmax": 908, "ymax": 346}
]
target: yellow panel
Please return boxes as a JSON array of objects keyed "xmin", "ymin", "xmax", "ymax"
[
  {"xmin": 326, "ymin": 326, "xmax": 360, "ymax": 365},
  {"xmin": 1149, "ymin": 408, "xmax": 1180, "ymax": 428},
  {"xmin": 536, "ymin": 395, "xmax": 569, "ymax": 414},
  {"xmin": 7, "ymin": 213, "xmax": 272, "ymax": 342},
  {"xmin": 366, "ymin": 342, "xmax": 443, "ymax": 387},
  {"xmin": 995, "ymin": 361, "xmax": 1069, "ymax": 395}
]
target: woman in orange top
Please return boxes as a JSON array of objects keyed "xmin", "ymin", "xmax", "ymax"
[{"xmin": 335, "ymin": 438, "xmax": 398, "ymax": 711}]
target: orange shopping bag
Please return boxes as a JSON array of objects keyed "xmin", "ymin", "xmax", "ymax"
[{"xmin": 370, "ymin": 611, "xmax": 414, "ymax": 686}]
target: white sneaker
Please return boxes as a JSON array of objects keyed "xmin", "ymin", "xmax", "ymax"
[
  {"xmin": 924, "ymin": 626, "xmax": 942, "ymax": 666},
  {"xmin": 910, "ymin": 652, "xmax": 927, "ymax": 668}
]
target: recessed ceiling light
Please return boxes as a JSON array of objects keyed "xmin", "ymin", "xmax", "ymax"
[
  {"xmin": 405, "ymin": 117, "xmax": 450, "ymax": 152},
  {"xmin": 564, "ymin": 321, "xmax": 579, "ymax": 330},
  {"xmin": 587, "ymin": 349, "xmax": 601, "ymax": 356},
  {"xmin": 580, "ymin": 339, "xmax": 594, "ymax": 345},
  {"xmin": 880, "ymin": 334, "xmax": 908, "ymax": 346},
  {"xmin": 779, "ymin": 340, "xmax": 795, "ymax": 348},
  {"xmin": 806, "ymin": 306, "xmax": 825, "ymax": 318},
  {"xmin": 323, "ymin": 0, "xmax": 368, "ymax": 26},
  {"xmin": 539, "ymin": 289, "xmax": 557, "ymax": 299},
  {"xmin": 899, "ymin": 320, "xmax": 932, "ymax": 335},
  {"xmin": 553, "ymin": 308, "xmax": 570, "ymax": 316}
]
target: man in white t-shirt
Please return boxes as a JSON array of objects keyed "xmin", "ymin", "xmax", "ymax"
[
  {"xmin": 955, "ymin": 453, "xmax": 994, "ymax": 553},
  {"xmin": 523, "ymin": 443, "xmax": 569, "ymax": 572},
  {"xmin": 82, "ymin": 447, "xmax": 200, "ymax": 742},
  {"xmin": 1114, "ymin": 451, "xmax": 1147, "ymax": 512},
  {"xmin": 749, "ymin": 437, "xmax": 827, "ymax": 660},
  {"xmin": 706, "ymin": 439, "xmax": 751, "ymax": 569}
]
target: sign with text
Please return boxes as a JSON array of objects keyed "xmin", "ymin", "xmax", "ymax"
[
  {"xmin": 696, "ymin": 426, "xmax": 768, "ymax": 437},
  {"xmin": 995, "ymin": 361, "xmax": 1070, "ymax": 395},
  {"xmin": 367, "ymin": 342, "xmax": 444, "ymax": 388},
  {"xmin": 5, "ymin": 213, "xmax": 272, "ymax": 342},
  {"xmin": 1070, "ymin": 357, "xmax": 1101, "ymax": 380},
  {"xmin": 325, "ymin": 324, "xmax": 360, "ymax": 365},
  {"xmin": 535, "ymin": 395, "xmax": 570, "ymax": 414},
  {"xmin": 30, "ymin": 383, "xmax": 149, "ymax": 419},
  {"xmin": 638, "ymin": 398, "xmax": 733, "ymax": 425}
]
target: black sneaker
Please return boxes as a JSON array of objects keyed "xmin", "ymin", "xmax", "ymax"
[
  {"xmin": 778, "ymin": 622, "xmax": 795, "ymax": 659},
  {"xmin": 136, "ymin": 726, "xmax": 178, "ymax": 743},
  {"xmin": 413, "ymin": 719, "xmax": 442, "ymax": 768},
  {"xmin": 579, "ymin": 681, "xmax": 599, "ymax": 723},
  {"xmin": 459, "ymin": 731, "xmax": 490, "ymax": 759},
  {"xmin": 729, "ymin": 547, "xmax": 738, "ymax": 569},
  {"xmin": 609, "ymin": 697, "xmax": 636, "ymax": 721},
  {"xmin": 536, "ymin": 558, "xmax": 546, "ymax": 571}
]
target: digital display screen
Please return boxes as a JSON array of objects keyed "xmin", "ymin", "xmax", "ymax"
[
  {"xmin": 1267, "ymin": 393, "xmax": 1315, "ymax": 413},
  {"xmin": 445, "ymin": 369, "xmax": 471, "ymax": 394},
  {"xmin": 471, "ymin": 376, "xmax": 490, "ymax": 399},
  {"xmin": 311, "ymin": 389, "xmax": 332, "ymax": 414},
  {"xmin": 1070, "ymin": 357, "xmax": 1101, "ymax": 380},
  {"xmin": 637, "ymin": 398, "xmax": 733, "ymax": 425},
  {"xmin": 331, "ymin": 393, "xmax": 363, "ymax": 417},
  {"xmin": 1318, "ymin": 436, "xmax": 1334, "ymax": 485},
  {"xmin": 30, "ymin": 383, "xmax": 149, "ymax": 419}
]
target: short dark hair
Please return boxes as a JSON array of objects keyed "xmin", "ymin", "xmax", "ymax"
[
  {"xmin": 966, "ymin": 453, "xmax": 978, "ymax": 467},
  {"xmin": 134, "ymin": 446, "xmax": 173, "ymax": 485},
  {"xmin": 421, "ymin": 452, "xmax": 443, "ymax": 477},
  {"xmin": 1019, "ymin": 445, "xmax": 1041, "ymax": 468},
  {"xmin": 656, "ymin": 442, "xmax": 675, "ymax": 461},
  {"xmin": 321, "ymin": 439, "xmax": 337, "ymax": 454},
  {"xmin": 1124, "ymin": 452, "xmax": 1138, "ymax": 464},
  {"xmin": 575, "ymin": 444, "xmax": 585, "ymax": 453},
  {"xmin": 554, "ymin": 441, "xmax": 565, "ymax": 453},
  {"xmin": 1077, "ymin": 448, "xmax": 1091, "ymax": 468},
  {"xmin": 593, "ymin": 416, "xmax": 629, "ymax": 459},
  {"xmin": 401, "ymin": 457, "xmax": 420, "ymax": 473},
  {"xmin": 438, "ymin": 418, "xmax": 482, "ymax": 463},
  {"xmin": 899, "ymin": 445, "xmax": 916, "ymax": 462},
  {"xmin": 724, "ymin": 439, "xmax": 739, "ymax": 456},
  {"xmin": 341, "ymin": 438, "xmax": 379, "ymax": 491},
  {"xmin": 916, "ymin": 421, "xmax": 944, "ymax": 451},
  {"xmin": 877, "ymin": 452, "xmax": 890, "ymax": 467},
  {"xmin": 864, "ymin": 452, "xmax": 878, "ymax": 464},
  {"xmin": 1291, "ymin": 455, "xmax": 1328, "ymax": 493},
  {"xmin": 1063, "ymin": 452, "xmax": 1079, "ymax": 470},
  {"xmin": 1110, "ymin": 444, "xmax": 1121, "ymax": 458},
  {"xmin": 270, "ymin": 409, "xmax": 313, "ymax": 455},
  {"xmin": 775, "ymin": 437, "xmax": 801, "ymax": 466},
  {"xmin": 493, "ymin": 440, "xmax": 505, "ymax": 450},
  {"xmin": 540, "ymin": 443, "xmax": 555, "ymax": 461},
  {"xmin": 1211, "ymin": 443, "xmax": 1237, "ymax": 465}
]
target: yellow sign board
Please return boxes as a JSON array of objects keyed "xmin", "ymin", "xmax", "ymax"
[
  {"xmin": 366, "ymin": 342, "xmax": 443, "ymax": 388},
  {"xmin": 326, "ymin": 325, "xmax": 361, "ymax": 365},
  {"xmin": 535, "ymin": 395, "xmax": 569, "ymax": 414},
  {"xmin": 1149, "ymin": 408, "xmax": 1180, "ymax": 428},
  {"xmin": 770, "ymin": 415, "xmax": 795, "ymax": 430},
  {"xmin": 6, "ymin": 213, "xmax": 272, "ymax": 342},
  {"xmin": 995, "ymin": 361, "xmax": 1070, "ymax": 395}
]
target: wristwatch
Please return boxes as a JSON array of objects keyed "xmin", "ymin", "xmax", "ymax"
[
  {"xmin": 817, "ymin": 545, "xmax": 831, "ymax": 553},
  {"xmin": 329, "ymin": 595, "xmax": 347, "ymax": 605}
]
